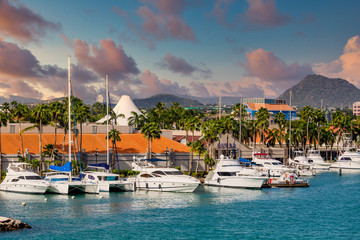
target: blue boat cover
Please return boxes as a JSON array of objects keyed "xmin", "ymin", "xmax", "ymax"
[
  {"xmin": 88, "ymin": 163, "xmax": 109, "ymax": 170},
  {"xmin": 239, "ymin": 158, "xmax": 251, "ymax": 163},
  {"xmin": 144, "ymin": 158, "xmax": 167, "ymax": 162},
  {"xmin": 49, "ymin": 161, "xmax": 72, "ymax": 172}
]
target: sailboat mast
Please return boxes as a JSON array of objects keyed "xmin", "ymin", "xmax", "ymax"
[
  {"xmin": 68, "ymin": 57, "xmax": 71, "ymax": 164},
  {"xmin": 289, "ymin": 90, "xmax": 292, "ymax": 160},
  {"xmin": 106, "ymin": 74, "xmax": 109, "ymax": 171}
]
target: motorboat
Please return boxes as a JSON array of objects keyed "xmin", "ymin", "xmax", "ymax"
[
  {"xmin": 0, "ymin": 163, "xmax": 49, "ymax": 194},
  {"xmin": 204, "ymin": 155, "xmax": 266, "ymax": 189},
  {"xmin": 306, "ymin": 149, "xmax": 331, "ymax": 171},
  {"xmin": 263, "ymin": 172, "xmax": 309, "ymax": 188},
  {"xmin": 252, "ymin": 152, "xmax": 290, "ymax": 177},
  {"xmin": 44, "ymin": 162, "xmax": 99, "ymax": 194},
  {"xmin": 288, "ymin": 150, "xmax": 316, "ymax": 176},
  {"xmin": 329, "ymin": 154, "xmax": 360, "ymax": 172},
  {"xmin": 129, "ymin": 157, "xmax": 200, "ymax": 193},
  {"xmin": 82, "ymin": 163, "xmax": 134, "ymax": 192}
]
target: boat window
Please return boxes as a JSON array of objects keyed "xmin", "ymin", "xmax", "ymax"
[
  {"xmin": 88, "ymin": 175, "xmax": 95, "ymax": 180},
  {"xmin": 164, "ymin": 171, "xmax": 183, "ymax": 175},
  {"xmin": 264, "ymin": 162, "xmax": 271, "ymax": 165},
  {"xmin": 12, "ymin": 179, "xmax": 19, "ymax": 182},
  {"xmin": 25, "ymin": 176, "xmax": 41, "ymax": 180},
  {"xmin": 107, "ymin": 176, "xmax": 116, "ymax": 181},
  {"xmin": 18, "ymin": 176, "xmax": 25, "ymax": 179},
  {"xmin": 341, "ymin": 157, "xmax": 351, "ymax": 161},
  {"xmin": 307, "ymin": 160, "xmax": 314, "ymax": 164},
  {"xmin": 218, "ymin": 172, "xmax": 236, "ymax": 176},
  {"xmin": 152, "ymin": 171, "xmax": 165, "ymax": 175},
  {"xmin": 140, "ymin": 173, "xmax": 153, "ymax": 178}
]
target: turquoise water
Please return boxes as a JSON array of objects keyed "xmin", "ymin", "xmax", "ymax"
[{"xmin": 1, "ymin": 172, "xmax": 360, "ymax": 239}]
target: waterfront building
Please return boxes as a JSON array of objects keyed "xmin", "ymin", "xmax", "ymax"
[
  {"xmin": 243, "ymin": 98, "xmax": 296, "ymax": 122},
  {"xmin": 353, "ymin": 101, "xmax": 360, "ymax": 116}
]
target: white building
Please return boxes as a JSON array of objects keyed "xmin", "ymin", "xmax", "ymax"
[{"xmin": 353, "ymin": 101, "xmax": 360, "ymax": 116}]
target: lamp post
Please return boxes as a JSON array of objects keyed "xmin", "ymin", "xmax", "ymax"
[{"xmin": 95, "ymin": 148, "xmax": 98, "ymax": 164}]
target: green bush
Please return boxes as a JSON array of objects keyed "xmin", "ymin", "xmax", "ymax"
[{"xmin": 174, "ymin": 166, "xmax": 181, "ymax": 170}]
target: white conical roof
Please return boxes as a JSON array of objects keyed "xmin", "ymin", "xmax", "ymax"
[{"xmin": 96, "ymin": 95, "xmax": 142, "ymax": 126}]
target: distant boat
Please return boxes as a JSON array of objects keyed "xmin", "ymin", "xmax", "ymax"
[
  {"xmin": 252, "ymin": 152, "xmax": 290, "ymax": 177},
  {"xmin": 0, "ymin": 163, "xmax": 49, "ymax": 194},
  {"xmin": 204, "ymin": 155, "xmax": 266, "ymax": 189}
]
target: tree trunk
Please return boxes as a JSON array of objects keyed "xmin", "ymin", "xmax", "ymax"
[
  {"xmin": 50, "ymin": 121, "xmax": 57, "ymax": 162},
  {"xmin": 188, "ymin": 131, "xmax": 194, "ymax": 174},
  {"xmin": 196, "ymin": 154, "xmax": 200, "ymax": 173}
]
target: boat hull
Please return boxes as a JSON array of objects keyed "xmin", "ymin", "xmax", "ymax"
[
  {"xmin": 204, "ymin": 176, "xmax": 265, "ymax": 189},
  {"xmin": 133, "ymin": 179, "xmax": 199, "ymax": 193},
  {"xmin": 0, "ymin": 182, "xmax": 48, "ymax": 194}
]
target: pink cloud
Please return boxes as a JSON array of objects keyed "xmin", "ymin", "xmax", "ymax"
[
  {"xmin": 313, "ymin": 35, "xmax": 360, "ymax": 88},
  {"xmin": 135, "ymin": 70, "xmax": 190, "ymax": 98},
  {"xmin": 136, "ymin": 0, "xmax": 196, "ymax": 42},
  {"xmin": 74, "ymin": 38, "xmax": 140, "ymax": 80},
  {"xmin": 0, "ymin": 0, "xmax": 61, "ymax": 43},
  {"xmin": 245, "ymin": 48, "xmax": 313, "ymax": 87},
  {"xmin": 241, "ymin": 0, "xmax": 291, "ymax": 29}
]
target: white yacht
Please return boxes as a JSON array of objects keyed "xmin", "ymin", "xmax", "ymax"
[
  {"xmin": 0, "ymin": 163, "xmax": 49, "ymax": 194},
  {"xmin": 288, "ymin": 150, "xmax": 316, "ymax": 176},
  {"xmin": 204, "ymin": 155, "xmax": 266, "ymax": 189},
  {"xmin": 330, "ymin": 149, "xmax": 360, "ymax": 172},
  {"xmin": 252, "ymin": 152, "xmax": 290, "ymax": 177},
  {"xmin": 44, "ymin": 162, "xmax": 99, "ymax": 194},
  {"xmin": 82, "ymin": 164, "xmax": 134, "ymax": 192},
  {"xmin": 306, "ymin": 149, "xmax": 331, "ymax": 171},
  {"xmin": 130, "ymin": 157, "xmax": 200, "ymax": 193}
]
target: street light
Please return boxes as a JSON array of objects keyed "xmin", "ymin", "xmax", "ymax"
[{"xmin": 95, "ymin": 148, "xmax": 98, "ymax": 164}]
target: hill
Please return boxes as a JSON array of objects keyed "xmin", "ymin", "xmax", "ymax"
[
  {"xmin": 133, "ymin": 94, "xmax": 203, "ymax": 109},
  {"xmin": 277, "ymin": 74, "xmax": 360, "ymax": 108}
]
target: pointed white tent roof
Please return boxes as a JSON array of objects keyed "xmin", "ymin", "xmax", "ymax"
[{"xmin": 96, "ymin": 95, "xmax": 142, "ymax": 126}]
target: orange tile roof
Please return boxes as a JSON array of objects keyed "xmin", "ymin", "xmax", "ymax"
[
  {"xmin": 246, "ymin": 103, "xmax": 294, "ymax": 111},
  {"xmin": 0, "ymin": 133, "xmax": 190, "ymax": 155}
]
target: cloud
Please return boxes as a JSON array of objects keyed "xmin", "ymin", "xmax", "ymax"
[
  {"xmin": 241, "ymin": 0, "xmax": 291, "ymax": 30},
  {"xmin": 189, "ymin": 79, "xmax": 266, "ymax": 98},
  {"xmin": 74, "ymin": 38, "xmax": 140, "ymax": 81},
  {"xmin": 245, "ymin": 48, "xmax": 313, "ymax": 88},
  {"xmin": 0, "ymin": 38, "xmax": 102, "ymax": 101},
  {"xmin": 313, "ymin": 35, "xmax": 360, "ymax": 88},
  {"xmin": 0, "ymin": 0, "xmax": 61, "ymax": 43},
  {"xmin": 157, "ymin": 53, "xmax": 212, "ymax": 78},
  {"xmin": 135, "ymin": 70, "xmax": 190, "ymax": 98},
  {"xmin": 211, "ymin": 0, "xmax": 235, "ymax": 28},
  {"xmin": 136, "ymin": 0, "xmax": 196, "ymax": 42}
]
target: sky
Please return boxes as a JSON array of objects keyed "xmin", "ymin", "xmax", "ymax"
[{"xmin": 1, "ymin": 0, "xmax": 360, "ymax": 104}]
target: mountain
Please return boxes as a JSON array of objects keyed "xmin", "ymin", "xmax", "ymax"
[
  {"xmin": 0, "ymin": 95, "xmax": 41, "ymax": 105},
  {"xmin": 133, "ymin": 94, "xmax": 203, "ymax": 109},
  {"xmin": 277, "ymin": 74, "xmax": 360, "ymax": 108},
  {"xmin": 181, "ymin": 96, "xmax": 240, "ymax": 105}
]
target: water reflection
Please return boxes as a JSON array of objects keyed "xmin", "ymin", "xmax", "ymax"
[{"xmin": 202, "ymin": 186, "xmax": 264, "ymax": 204}]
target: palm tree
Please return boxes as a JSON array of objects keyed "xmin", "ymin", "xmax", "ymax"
[
  {"xmin": 75, "ymin": 102, "xmax": 91, "ymax": 158},
  {"xmin": 106, "ymin": 129, "xmax": 121, "ymax": 170},
  {"xmin": 191, "ymin": 140, "xmax": 206, "ymax": 173},
  {"xmin": 255, "ymin": 107, "xmax": 270, "ymax": 146},
  {"xmin": 2, "ymin": 102, "xmax": 11, "ymax": 123},
  {"xmin": 201, "ymin": 119, "xmax": 219, "ymax": 160},
  {"xmin": 49, "ymin": 101, "xmax": 65, "ymax": 160},
  {"xmin": 183, "ymin": 115, "xmax": 200, "ymax": 173},
  {"xmin": 0, "ymin": 111, "xmax": 8, "ymax": 179},
  {"xmin": 128, "ymin": 111, "xmax": 144, "ymax": 130},
  {"xmin": 273, "ymin": 112, "xmax": 286, "ymax": 147},
  {"xmin": 141, "ymin": 122, "xmax": 162, "ymax": 159},
  {"xmin": 12, "ymin": 103, "xmax": 30, "ymax": 157},
  {"xmin": 21, "ymin": 104, "xmax": 50, "ymax": 174}
]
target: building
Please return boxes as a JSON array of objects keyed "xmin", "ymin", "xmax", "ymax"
[
  {"xmin": 353, "ymin": 101, "xmax": 360, "ymax": 116},
  {"xmin": 243, "ymin": 98, "xmax": 296, "ymax": 122}
]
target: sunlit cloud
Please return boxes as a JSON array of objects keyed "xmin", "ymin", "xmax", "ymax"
[
  {"xmin": 0, "ymin": 0, "xmax": 61, "ymax": 43},
  {"xmin": 313, "ymin": 35, "xmax": 360, "ymax": 88}
]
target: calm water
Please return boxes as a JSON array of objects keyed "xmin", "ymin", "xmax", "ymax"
[{"xmin": 1, "ymin": 172, "xmax": 360, "ymax": 240}]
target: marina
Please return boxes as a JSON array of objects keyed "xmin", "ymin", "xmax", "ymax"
[{"xmin": 1, "ymin": 172, "xmax": 360, "ymax": 239}]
